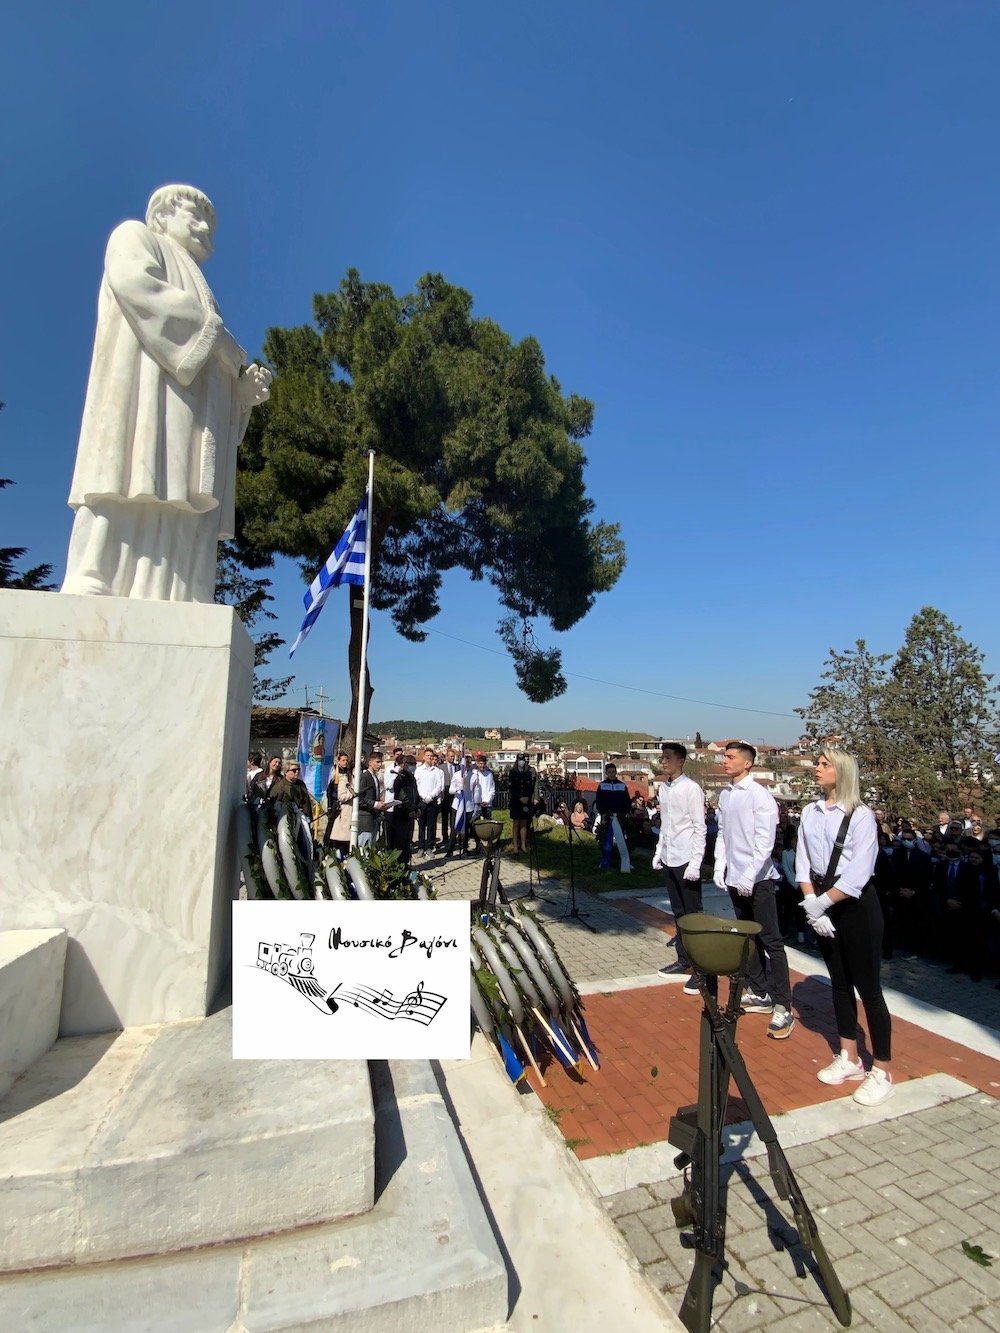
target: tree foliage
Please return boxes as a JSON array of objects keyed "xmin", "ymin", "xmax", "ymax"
[
  {"xmin": 796, "ymin": 638, "xmax": 893, "ymax": 775},
  {"xmin": 882, "ymin": 607, "xmax": 998, "ymax": 812},
  {"xmin": 1, "ymin": 402, "xmax": 55, "ymax": 591},
  {"xmin": 214, "ymin": 540, "xmax": 293, "ymax": 704},
  {"xmin": 235, "ymin": 269, "xmax": 625, "ymax": 744},
  {"xmin": 797, "ymin": 608, "xmax": 999, "ymax": 817}
]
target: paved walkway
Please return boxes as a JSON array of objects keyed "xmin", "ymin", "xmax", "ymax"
[{"xmin": 426, "ymin": 848, "xmax": 1000, "ymax": 1330}]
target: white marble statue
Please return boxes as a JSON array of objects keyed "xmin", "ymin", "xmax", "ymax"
[{"xmin": 61, "ymin": 184, "xmax": 272, "ymax": 602}]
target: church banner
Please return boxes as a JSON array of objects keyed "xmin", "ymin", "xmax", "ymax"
[{"xmin": 297, "ymin": 714, "xmax": 340, "ymax": 801}]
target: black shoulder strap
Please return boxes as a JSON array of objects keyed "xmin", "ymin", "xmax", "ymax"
[{"xmin": 823, "ymin": 811, "xmax": 854, "ymax": 889}]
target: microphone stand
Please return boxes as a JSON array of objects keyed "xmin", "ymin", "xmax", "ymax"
[{"xmin": 561, "ymin": 818, "xmax": 596, "ymax": 933}]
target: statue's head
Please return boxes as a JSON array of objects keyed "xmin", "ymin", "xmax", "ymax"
[{"xmin": 145, "ymin": 184, "xmax": 217, "ymax": 262}]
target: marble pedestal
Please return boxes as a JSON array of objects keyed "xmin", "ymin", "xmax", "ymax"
[{"xmin": 0, "ymin": 591, "xmax": 253, "ymax": 1035}]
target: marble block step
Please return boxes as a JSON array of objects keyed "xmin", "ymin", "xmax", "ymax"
[
  {"xmin": 0, "ymin": 930, "xmax": 67, "ymax": 1100},
  {"xmin": 0, "ymin": 1056, "xmax": 508, "ymax": 1332},
  {"xmin": 0, "ymin": 1008, "xmax": 374, "ymax": 1271}
]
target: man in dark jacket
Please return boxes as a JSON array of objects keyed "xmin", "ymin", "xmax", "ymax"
[
  {"xmin": 888, "ymin": 825, "xmax": 932, "ymax": 957},
  {"xmin": 389, "ymin": 755, "xmax": 419, "ymax": 867},
  {"xmin": 595, "ymin": 763, "xmax": 632, "ymax": 872},
  {"xmin": 356, "ymin": 751, "xmax": 386, "ymax": 849}
]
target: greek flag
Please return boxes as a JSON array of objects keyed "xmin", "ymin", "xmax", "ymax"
[
  {"xmin": 289, "ymin": 494, "xmax": 368, "ymax": 658},
  {"xmin": 452, "ymin": 782, "xmax": 466, "ymax": 843}
]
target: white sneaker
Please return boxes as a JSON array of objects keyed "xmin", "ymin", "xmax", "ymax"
[
  {"xmin": 816, "ymin": 1051, "xmax": 866, "ymax": 1085},
  {"xmin": 853, "ymin": 1067, "xmax": 893, "ymax": 1107}
]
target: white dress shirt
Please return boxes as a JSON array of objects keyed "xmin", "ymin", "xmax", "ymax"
[
  {"xmin": 795, "ymin": 801, "xmax": 877, "ymax": 899},
  {"xmin": 654, "ymin": 774, "xmax": 706, "ymax": 877},
  {"xmin": 476, "ymin": 767, "xmax": 496, "ymax": 807},
  {"xmin": 415, "ymin": 763, "xmax": 444, "ymax": 802},
  {"xmin": 715, "ymin": 777, "xmax": 779, "ymax": 892},
  {"xmin": 450, "ymin": 765, "xmax": 481, "ymax": 807},
  {"xmin": 384, "ymin": 761, "xmax": 402, "ymax": 798}
]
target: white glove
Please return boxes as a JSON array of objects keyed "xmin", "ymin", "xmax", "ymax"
[
  {"xmin": 733, "ymin": 882, "xmax": 754, "ymax": 898},
  {"xmin": 652, "ymin": 854, "xmax": 664, "ymax": 871},
  {"xmin": 801, "ymin": 892, "xmax": 833, "ymax": 922},
  {"xmin": 683, "ymin": 866, "xmax": 701, "ymax": 881},
  {"xmin": 713, "ymin": 868, "xmax": 726, "ymax": 890},
  {"xmin": 812, "ymin": 913, "xmax": 836, "ymax": 939}
]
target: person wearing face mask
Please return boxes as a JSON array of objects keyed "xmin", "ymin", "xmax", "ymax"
[
  {"xmin": 442, "ymin": 754, "xmax": 481, "ymax": 857},
  {"xmin": 388, "ymin": 755, "xmax": 419, "ymax": 868},
  {"xmin": 986, "ymin": 836, "xmax": 1000, "ymax": 987},
  {"xmin": 889, "ymin": 822, "xmax": 932, "ymax": 958},
  {"xmin": 943, "ymin": 836, "xmax": 998, "ymax": 982},
  {"xmin": 508, "ymin": 754, "xmax": 536, "ymax": 854}
]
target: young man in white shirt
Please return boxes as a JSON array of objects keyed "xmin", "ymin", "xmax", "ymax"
[
  {"xmin": 653, "ymin": 743, "xmax": 706, "ymax": 995},
  {"xmin": 471, "ymin": 752, "xmax": 497, "ymax": 852},
  {"xmin": 446, "ymin": 754, "xmax": 481, "ymax": 857},
  {"xmin": 715, "ymin": 741, "xmax": 794, "ymax": 1038},
  {"xmin": 415, "ymin": 748, "xmax": 445, "ymax": 853}
]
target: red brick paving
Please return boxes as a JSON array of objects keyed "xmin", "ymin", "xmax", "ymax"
[{"xmin": 529, "ymin": 901, "xmax": 1000, "ymax": 1160}]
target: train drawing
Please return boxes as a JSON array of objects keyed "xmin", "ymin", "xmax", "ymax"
[{"xmin": 257, "ymin": 933, "xmax": 316, "ymax": 977}]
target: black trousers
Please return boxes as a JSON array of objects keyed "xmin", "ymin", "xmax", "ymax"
[
  {"xmin": 817, "ymin": 889, "xmax": 892, "ymax": 1062},
  {"xmin": 418, "ymin": 801, "xmax": 439, "ymax": 850},
  {"xmin": 388, "ymin": 816, "xmax": 414, "ymax": 868},
  {"xmin": 664, "ymin": 864, "xmax": 703, "ymax": 968},
  {"xmin": 439, "ymin": 792, "xmax": 455, "ymax": 844},
  {"xmin": 727, "ymin": 881, "xmax": 791, "ymax": 1009}
]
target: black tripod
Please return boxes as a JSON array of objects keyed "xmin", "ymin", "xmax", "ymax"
[{"xmin": 668, "ymin": 915, "xmax": 851, "ymax": 1333}]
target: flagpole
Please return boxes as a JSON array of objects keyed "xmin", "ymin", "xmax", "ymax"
[{"xmin": 350, "ymin": 449, "xmax": 376, "ymax": 847}]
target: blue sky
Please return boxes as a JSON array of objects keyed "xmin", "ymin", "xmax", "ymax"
[{"xmin": 3, "ymin": 1, "xmax": 997, "ymax": 744}]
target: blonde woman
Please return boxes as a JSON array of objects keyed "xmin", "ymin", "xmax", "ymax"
[{"xmin": 796, "ymin": 749, "xmax": 893, "ymax": 1106}]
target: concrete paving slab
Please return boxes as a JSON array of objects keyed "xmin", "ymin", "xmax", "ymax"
[
  {"xmin": 582, "ymin": 1072, "xmax": 979, "ymax": 1197},
  {"xmin": 238, "ymin": 1058, "xmax": 507, "ymax": 1332},
  {"xmin": 0, "ymin": 1009, "xmax": 374, "ymax": 1269},
  {"xmin": 0, "ymin": 1050, "xmax": 506, "ymax": 1332}
]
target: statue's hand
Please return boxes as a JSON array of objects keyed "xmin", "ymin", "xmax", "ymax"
[{"xmin": 239, "ymin": 362, "xmax": 272, "ymax": 406}]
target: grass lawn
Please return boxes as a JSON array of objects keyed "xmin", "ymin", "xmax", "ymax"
[{"xmin": 487, "ymin": 810, "xmax": 665, "ymax": 895}]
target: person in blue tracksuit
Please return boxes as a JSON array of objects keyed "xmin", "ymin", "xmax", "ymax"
[{"xmin": 594, "ymin": 763, "xmax": 632, "ymax": 872}]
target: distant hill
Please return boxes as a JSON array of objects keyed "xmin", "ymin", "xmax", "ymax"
[
  {"xmin": 553, "ymin": 728, "xmax": 657, "ymax": 752},
  {"xmin": 370, "ymin": 720, "xmax": 513, "ymax": 741},
  {"xmin": 369, "ymin": 722, "xmax": 659, "ymax": 752}
]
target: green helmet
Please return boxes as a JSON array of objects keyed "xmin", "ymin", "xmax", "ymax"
[{"xmin": 677, "ymin": 913, "xmax": 762, "ymax": 978}]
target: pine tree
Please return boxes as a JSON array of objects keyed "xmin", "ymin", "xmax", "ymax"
[
  {"xmin": 235, "ymin": 269, "xmax": 625, "ymax": 749},
  {"xmin": 881, "ymin": 608, "xmax": 998, "ymax": 815}
]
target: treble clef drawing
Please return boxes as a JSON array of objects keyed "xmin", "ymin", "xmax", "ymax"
[{"xmin": 403, "ymin": 980, "xmax": 424, "ymax": 1014}]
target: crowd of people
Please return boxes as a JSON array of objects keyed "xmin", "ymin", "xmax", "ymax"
[
  {"xmin": 247, "ymin": 744, "xmax": 508, "ymax": 870},
  {"xmin": 773, "ymin": 802, "xmax": 1000, "ymax": 979}
]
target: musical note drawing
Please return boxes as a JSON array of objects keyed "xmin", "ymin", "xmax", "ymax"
[
  {"xmin": 254, "ymin": 938, "xmax": 446, "ymax": 1025},
  {"xmin": 338, "ymin": 981, "xmax": 446, "ymax": 1026}
]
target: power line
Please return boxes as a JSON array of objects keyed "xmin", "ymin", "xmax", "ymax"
[{"xmin": 425, "ymin": 627, "xmax": 800, "ymax": 720}]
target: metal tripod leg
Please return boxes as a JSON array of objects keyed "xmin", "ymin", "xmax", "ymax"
[{"xmin": 707, "ymin": 992, "xmax": 852, "ymax": 1327}]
